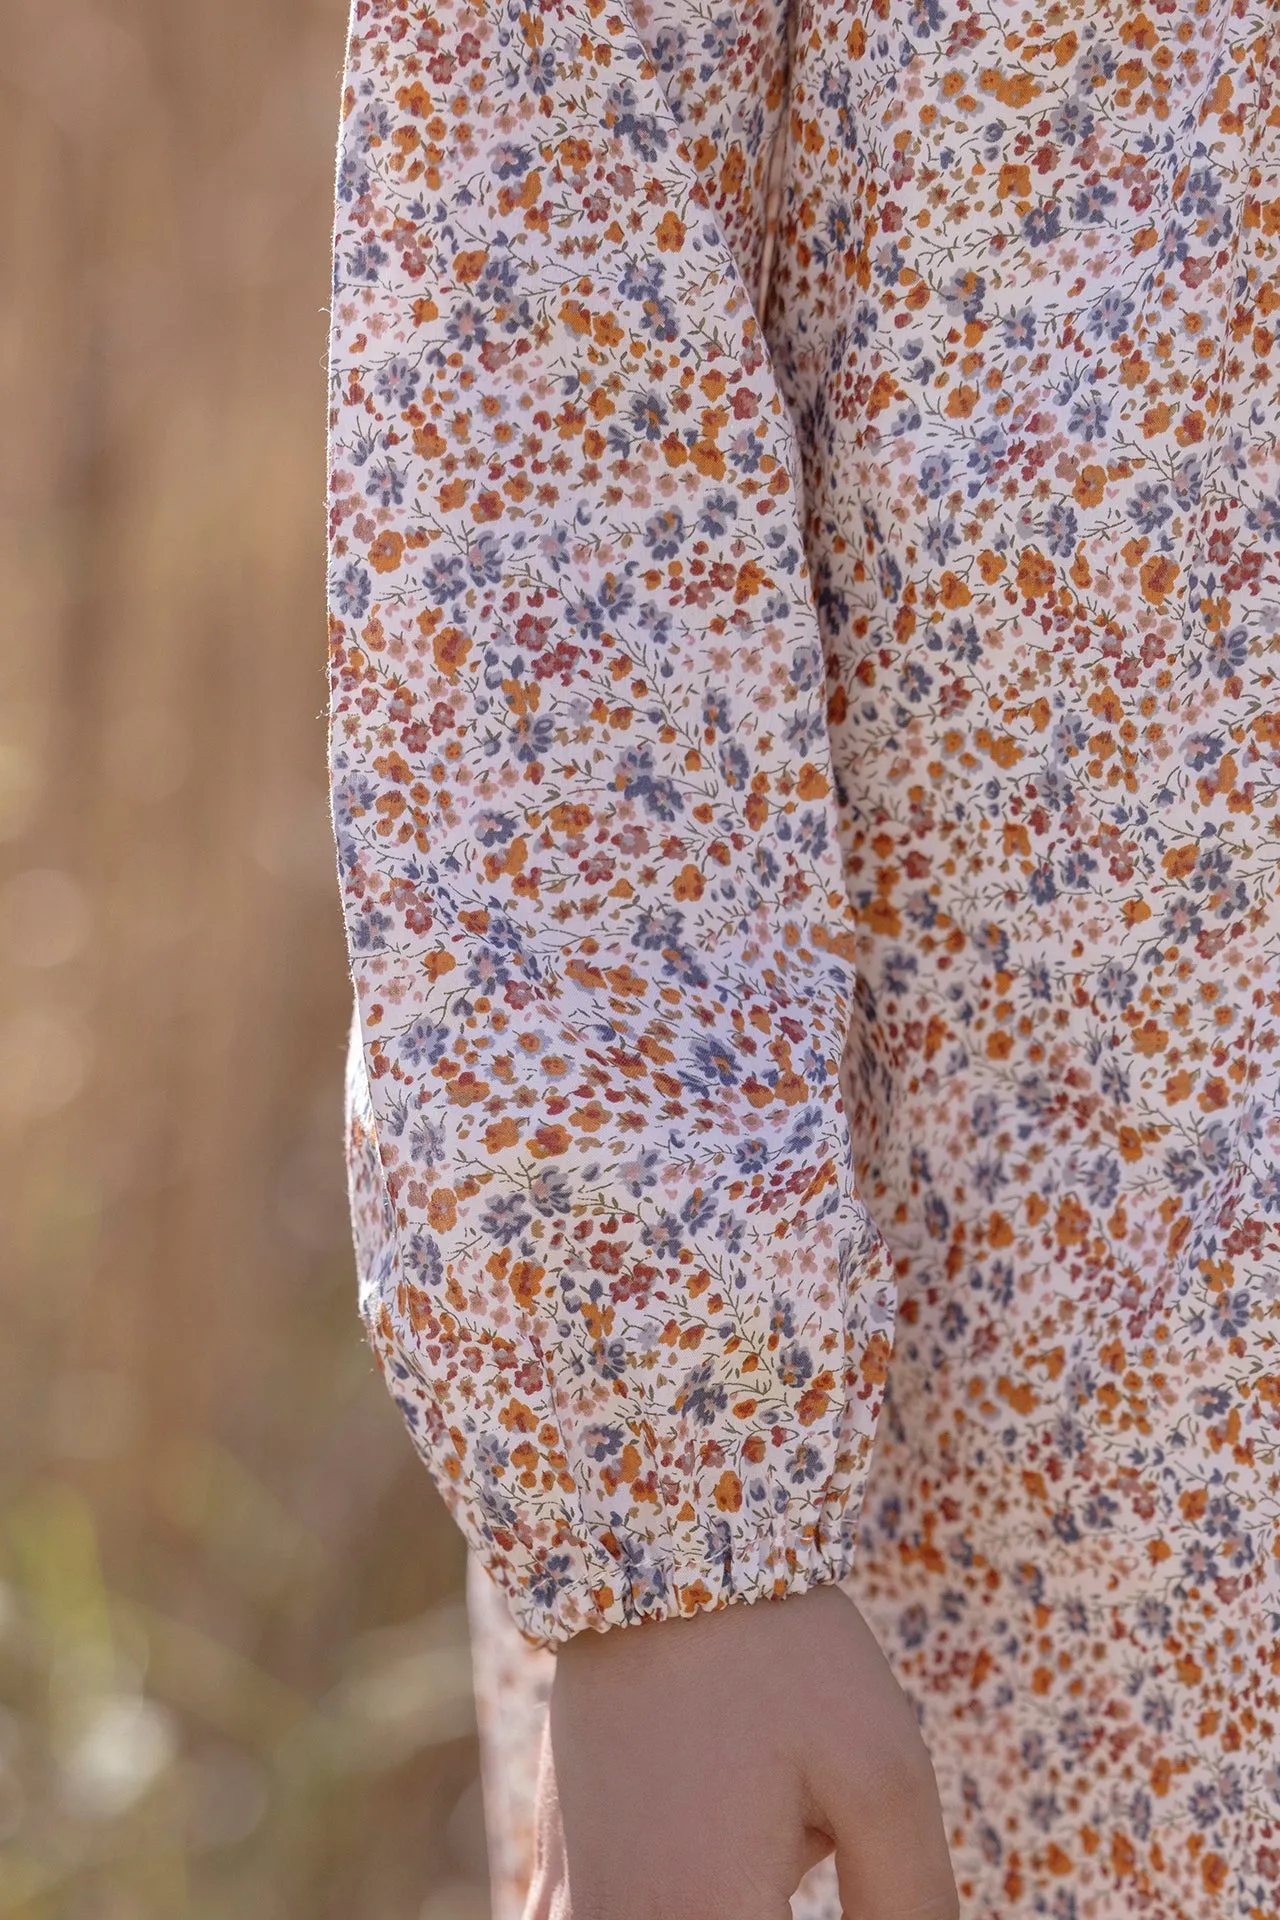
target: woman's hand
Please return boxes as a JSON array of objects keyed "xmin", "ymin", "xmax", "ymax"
[{"xmin": 523, "ymin": 1583, "xmax": 958, "ymax": 1920}]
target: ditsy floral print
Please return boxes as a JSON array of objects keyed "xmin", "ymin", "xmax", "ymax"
[
  {"xmin": 329, "ymin": 0, "xmax": 900, "ymax": 1651},
  {"xmin": 327, "ymin": 0, "xmax": 1280, "ymax": 1911}
]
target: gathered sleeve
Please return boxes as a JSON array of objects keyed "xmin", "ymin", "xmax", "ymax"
[{"xmin": 326, "ymin": 0, "xmax": 897, "ymax": 1647}]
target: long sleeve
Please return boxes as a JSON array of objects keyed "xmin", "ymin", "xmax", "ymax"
[{"xmin": 326, "ymin": 0, "xmax": 897, "ymax": 1648}]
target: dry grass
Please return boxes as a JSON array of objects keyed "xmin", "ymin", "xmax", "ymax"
[{"xmin": 0, "ymin": 3, "xmax": 486, "ymax": 1914}]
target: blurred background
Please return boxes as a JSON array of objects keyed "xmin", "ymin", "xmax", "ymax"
[{"xmin": 0, "ymin": 3, "xmax": 488, "ymax": 1915}]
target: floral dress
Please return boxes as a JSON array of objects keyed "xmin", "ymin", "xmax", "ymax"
[{"xmin": 326, "ymin": 0, "xmax": 1280, "ymax": 1911}]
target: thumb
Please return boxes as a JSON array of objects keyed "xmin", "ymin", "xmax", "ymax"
[
  {"xmin": 793, "ymin": 1596, "xmax": 958, "ymax": 1920},
  {"xmin": 827, "ymin": 1745, "xmax": 958, "ymax": 1920}
]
